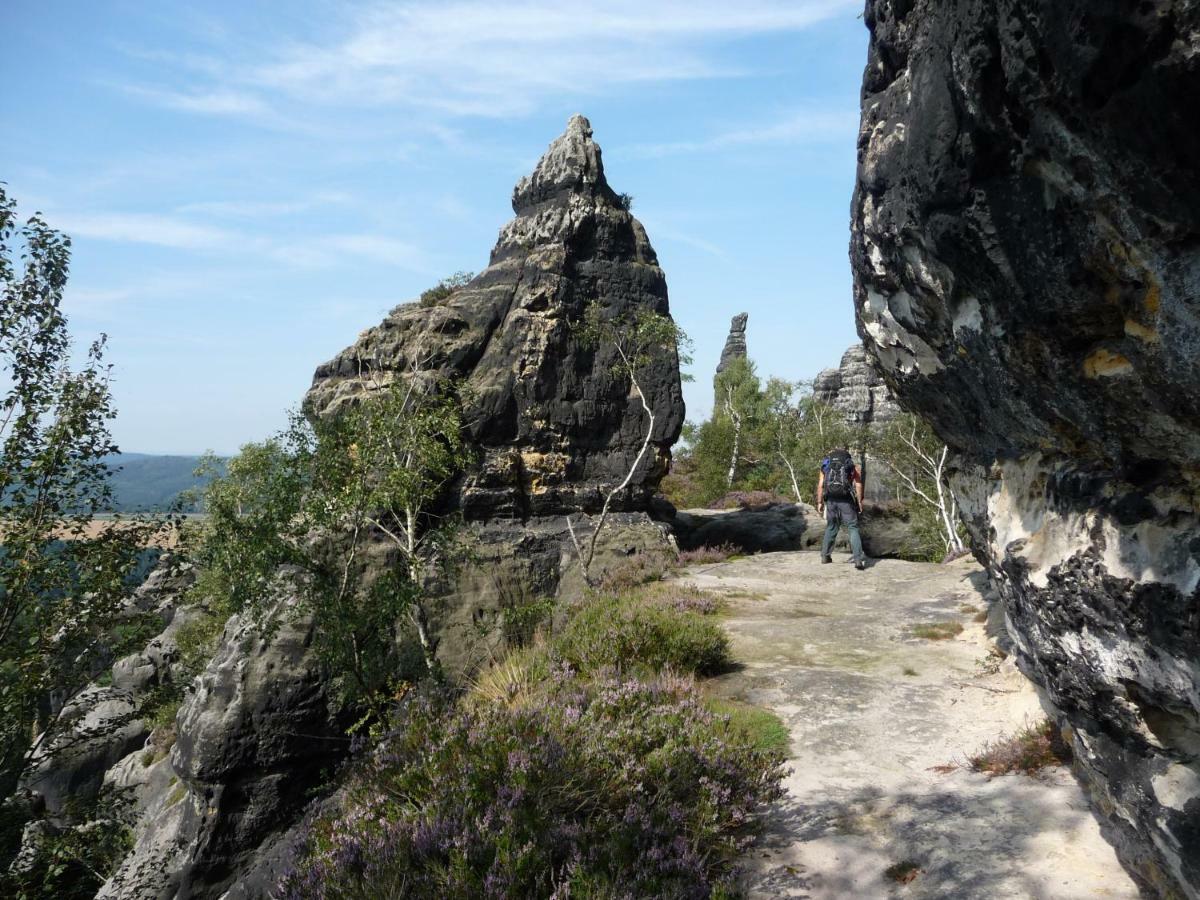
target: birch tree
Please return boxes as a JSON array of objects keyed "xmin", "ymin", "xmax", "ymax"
[
  {"xmin": 568, "ymin": 302, "xmax": 690, "ymax": 586},
  {"xmin": 873, "ymin": 413, "xmax": 964, "ymax": 555}
]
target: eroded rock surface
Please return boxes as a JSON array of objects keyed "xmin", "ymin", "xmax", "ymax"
[
  {"xmin": 307, "ymin": 114, "xmax": 684, "ymax": 521},
  {"xmin": 682, "ymin": 551, "xmax": 1139, "ymax": 899},
  {"xmin": 813, "ymin": 344, "xmax": 900, "ymax": 431},
  {"xmin": 100, "ymin": 590, "xmax": 348, "ymax": 900},
  {"xmin": 851, "ymin": 2, "xmax": 1200, "ymax": 894},
  {"xmin": 716, "ymin": 312, "xmax": 749, "ymax": 377}
]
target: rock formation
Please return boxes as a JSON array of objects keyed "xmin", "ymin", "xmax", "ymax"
[
  {"xmin": 308, "ymin": 114, "xmax": 683, "ymax": 521},
  {"xmin": 813, "ymin": 343, "xmax": 900, "ymax": 430},
  {"xmin": 851, "ymin": 2, "xmax": 1199, "ymax": 895},
  {"xmin": 715, "ymin": 312, "xmax": 749, "ymax": 378},
  {"xmin": 98, "ymin": 115, "xmax": 686, "ymax": 897}
]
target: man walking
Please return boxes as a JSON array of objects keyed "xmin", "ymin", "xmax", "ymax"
[{"xmin": 816, "ymin": 447, "xmax": 867, "ymax": 570}]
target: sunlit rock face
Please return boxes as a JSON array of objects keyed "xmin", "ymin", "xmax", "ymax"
[
  {"xmin": 813, "ymin": 344, "xmax": 901, "ymax": 431},
  {"xmin": 307, "ymin": 114, "xmax": 685, "ymax": 520},
  {"xmin": 851, "ymin": 1, "xmax": 1200, "ymax": 895}
]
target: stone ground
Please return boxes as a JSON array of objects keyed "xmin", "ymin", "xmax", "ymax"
[{"xmin": 676, "ymin": 551, "xmax": 1142, "ymax": 900}]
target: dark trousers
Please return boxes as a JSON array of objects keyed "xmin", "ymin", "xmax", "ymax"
[{"xmin": 822, "ymin": 500, "xmax": 864, "ymax": 562}]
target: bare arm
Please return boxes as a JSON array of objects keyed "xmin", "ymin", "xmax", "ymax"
[{"xmin": 816, "ymin": 471, "xmax": 825, "ymax": 512}]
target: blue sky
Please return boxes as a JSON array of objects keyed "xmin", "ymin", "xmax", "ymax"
[{"xmin": 3, "ymin": 0, "xmax": 868, "ymax": 455}]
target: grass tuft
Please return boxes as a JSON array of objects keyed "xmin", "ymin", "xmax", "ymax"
[
  {"xmin": 969, "ymin": 718, "xmax": 1072, "ymax": 776},
  {"xmin": 705, "ymin": 698, "xmax": 791, "ymax": 757},
  {"xmin": 909, "ymin": 621, "xmax": 964, "ymax": 641}
]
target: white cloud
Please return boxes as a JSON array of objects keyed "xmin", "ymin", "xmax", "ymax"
[
  {"xmin": 175, "ymin": 192, "xmax": 353, "ymax": 218},
  {"xmin": 57, "ymin": 212, "xmax": 233, "ymax": 250},
  {"xmin": 120, "ymin": 0, "xmax": 860, "ymax": 123},
  {"xmin": 623, "ymin": 109, "xmax": 858, "ymax": 157},
  {"xmin": 54, "ymin": 209, "xmax": 432, "ymax": 274}
]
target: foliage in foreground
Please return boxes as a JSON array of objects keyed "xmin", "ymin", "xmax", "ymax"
[
  {"xmin": 280, "ymin": 571, "xmax": 784, "ymax": 899},
  {"xmin": 0, "ymin": 185, "xmax": 174, "ymax": 887},
  {"xmin": 281, "ymin": 672, "xmax": 785, "ymax": 899}
]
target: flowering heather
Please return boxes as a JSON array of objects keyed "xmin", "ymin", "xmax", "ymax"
[{"xmin": 279, "ymin": 675, "xmax": 785, "ymax": 899}]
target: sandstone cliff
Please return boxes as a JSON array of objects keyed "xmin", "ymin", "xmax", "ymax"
[
  {"xmin": 812, "ymin": 344, "xmax": 900, "ymax": 431},
  {"xmin": 99, "ymin": 116, "xmax": 686, "ymax": 898},
  {"xmin": 851, "ymin": 2, "xmax": 1199, "ymax": 895},
  {"xmin": 307, "ymin": 114, "xmax": 684, "ymax": 520}
]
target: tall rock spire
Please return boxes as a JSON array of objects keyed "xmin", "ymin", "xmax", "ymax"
[{"xmin": 307, "ymin": 115, "xmax": 684, "ymax": 520}]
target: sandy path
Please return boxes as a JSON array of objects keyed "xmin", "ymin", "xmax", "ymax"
[{"xmin": 677, "ymin": 551, "xmax": 1141, "ymax": 900}]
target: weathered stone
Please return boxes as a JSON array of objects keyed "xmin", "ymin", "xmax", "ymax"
[
  {"xmin": 20, "ymin": 686, "xmax": 147, "ymax": 824},
  {"xmin": 851, "ymin": 2, "xmax": 1200, "ymax": 895},
  {"xmin": 715, "ymin": 312, "xmax": 749, "ymax": 378},
  {"xmin": 812, "ymin": 344, "xmax": 900, "ymax": 430},
  {"xmin": 671, "ymin": 502, "xmax": 923, "ymax": 559},
  {"xmin": 100, "ymin": 591, "xmax": 349, "ymax": 900},
  {"xmin": 307, "ymin": 114, "xmax": 685, "ymax": 521}
]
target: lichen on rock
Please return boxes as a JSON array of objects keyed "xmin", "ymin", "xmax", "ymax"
[{"xmin": 851, "ymin": 2, "xmax": 1200, "ymax": 894}]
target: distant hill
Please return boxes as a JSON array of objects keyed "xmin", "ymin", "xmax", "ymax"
[{"xmin": 102, "ymin": 453, "xmax": 226, "ymax": 512}]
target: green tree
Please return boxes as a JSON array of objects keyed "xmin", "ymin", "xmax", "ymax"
[
  {"xmin": 0, "ymin": 186, "xmax": 168, "ymax": 886},
  {"xmin": 713, "ymin": 357, "xmax": 765, "ymax": 490},
  {"xmin": 570, "ymin": 302, "xmax": 690, "ymax": 585},
  {"xmin": 189, "ymin": 377, "xmax": 470, "ymax": 722}
]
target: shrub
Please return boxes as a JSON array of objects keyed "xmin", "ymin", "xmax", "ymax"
[
  {"xmin": 597, "ymin": 552, "xmax": 673, "ymax": 593},
  {"xmin": 969, "ymin": 718, "xmax": 1072, "ymax": 776},
  {"xmin": 279, "ymin": 674, "xmax": 785, "ymax": 899},
  {"xmin": 552, "ymin": 592, "xmax": 730, "ymax": 677},
  {"xmin": 418, "ymin": 270, "xmax": 475, "ymax": 308},
  {"xmin": 676, "ymin": 544, "xmax": 739, "ymax": 566}
]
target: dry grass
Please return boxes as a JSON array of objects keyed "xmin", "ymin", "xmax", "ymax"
[
  {"xmin": 676, "ymin": 544, "xmax": 739, "ymax": 566},
  {"xmin": 909, "ymin": 621, "xmax": 964, "ymax": 641},
  {"xmin": 884, "ymin": 860, "xmax": 922, "ymax": 884},
  {"xmin": 969, "ymin": 718, "xmax": 1072, "ymax": 776},
  {"xmin": 973, "ymin": 607, "xmax": 990, "ymax": 623}
]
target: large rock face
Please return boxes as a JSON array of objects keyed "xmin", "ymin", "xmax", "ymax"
[
  {"xmin": 308, "ymin": 114, "xmax": 684, "ymax": 521},
  {"xmin": 851, "ymin": 2, "xmax": 1200, "ymax": 896}
]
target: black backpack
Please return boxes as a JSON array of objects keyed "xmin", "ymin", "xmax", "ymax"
[{"xmin": 823, "ymin": 450, "xmax": 854, "ymax": 501}]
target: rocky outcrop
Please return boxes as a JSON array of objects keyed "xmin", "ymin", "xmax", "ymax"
[
  {"xmin": 307, "ymin": 114, "xmax": 684, "ymax": 521},
  {"xmin": 715, "ymin": 312, "xmax": 749, "ymax": 378},
  {"xmin": 306, "ymin": 114, "xmax": 686, "ymax": 669},
  {"xmin": 99, "ymin": 117, "xmax": 686, "ymax": 898},
  {"xmin": 813, "ymin": 344, "xmax": 900, "ymax": 430},
  {"xmin": 100, "ymin": 588, "xmax": 349, "ymax": 899},
  {"xmin": 672, "ymin": 502, "xmax": 925, "ymax": 559},
  {"xmin": 851, "ymin": 2, "xmax": 1200, "ymax": 896}
]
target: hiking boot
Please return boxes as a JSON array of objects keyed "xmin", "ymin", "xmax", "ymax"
[
  {"xmin": 821, "ymin": 555, "xmax": 832, "ymax": 564},
  {"xmin": 855, "ymin": 559, "xmax": 867, "ymax": 571}
]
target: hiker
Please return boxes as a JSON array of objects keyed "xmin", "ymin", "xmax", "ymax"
[{"xmin": 816, "ymin": 447, "xmax": 867, "ymax": 570}]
